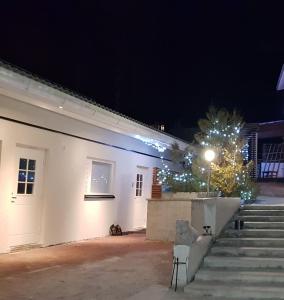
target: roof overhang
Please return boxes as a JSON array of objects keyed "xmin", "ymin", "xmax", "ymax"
[
  {"xmin": 0, "ymin": 65, "xmax": 189, "ymax": 152},
  {"xmin": 245, "ymin": 121, "xmax": 284, "ymax": 139},
  {"xmin": 258, "ymin": 120, "xmax": 284, "ymax": 139}
]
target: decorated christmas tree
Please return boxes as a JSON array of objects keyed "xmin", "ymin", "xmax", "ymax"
[
  {"xmin": 158, "ymin": 106, "xmax": 257, "ymax": 200},
  {"xmin": 157, "ymin": 142, "xmax": 199, "ymax": 192},
  {"xmin": 194, "ymin": 106, "xmax": 256, "ymax": 199}
]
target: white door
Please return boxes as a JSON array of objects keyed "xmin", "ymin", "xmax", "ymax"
[
  {"xmin": 133, "ymin": 167, "xmax": 151, "ymax": 229},
  {"xmin": 10, "ymin": 147, "xmax": 45, "ymax": 246}
]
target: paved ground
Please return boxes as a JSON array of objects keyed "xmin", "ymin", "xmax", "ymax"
[
  {"xmin": 0, "ymin": 232, "xmax": 188, "ymax": 300},
  {"xmin": 255, "ymin": 195, "xmax": 284, "ymax": 205},
  {"xmin": 5, "ymin": 197, "xmax": 282, "ymax": 300}
]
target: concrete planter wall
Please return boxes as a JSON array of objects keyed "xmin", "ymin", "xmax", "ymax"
[
  {"xmin": 146, "ymin": 193, "xmax": 240, "ymax": 241},
  {"xmin": 191, "ymin": 197, "xmax": 241, "ymax": 236}
]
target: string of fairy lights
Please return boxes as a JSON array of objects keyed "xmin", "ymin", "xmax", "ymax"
[{"xmin": 136, "ymin": 121, "xmax": 253, "ymax": 200}]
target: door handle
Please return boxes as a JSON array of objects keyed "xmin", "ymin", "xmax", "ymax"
[{"xmin": 11, "ymin": 195, "xmax": 17, "ymax": 203}]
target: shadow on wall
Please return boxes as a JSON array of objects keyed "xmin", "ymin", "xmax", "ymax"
[{"xmin": 116, "ymin": 173, "xmax": 134, "ymax": 231}]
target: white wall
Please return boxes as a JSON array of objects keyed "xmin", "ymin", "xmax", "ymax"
[{"xmin": 0, "ymin": 96, "xmax": 173, "ymax": 253}]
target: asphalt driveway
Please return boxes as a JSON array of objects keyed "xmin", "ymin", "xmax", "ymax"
[{"xmin": 0, "ymin": 232, "xmax": 175, "ymax": 300}]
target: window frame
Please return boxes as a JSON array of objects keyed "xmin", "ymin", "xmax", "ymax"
[
  {"xmin": 17, "ymin": 158, "xmax": 36, "ymax": 195},
  {"xmin": 86, "ymin": 157, "xmax": 115, "ymax": 198},
  {"xmin": 135, "ymin": 173, "xmax": 143, "ymax": 197}
]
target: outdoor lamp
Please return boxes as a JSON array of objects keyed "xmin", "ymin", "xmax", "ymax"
[
  {"xmin": 204, "ymin": 149, "xmax": 215, "ymax": 162},
  {"xmin": 204, "ymin": 149, "xmax": 216, "ymax": 196}
]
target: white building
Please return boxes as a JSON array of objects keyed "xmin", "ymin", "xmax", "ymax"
[{"xmin": 0, "ymin": 62, "xmax": 188, "ymax": 253}]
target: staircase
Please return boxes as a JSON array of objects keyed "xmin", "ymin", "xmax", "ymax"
[{"xmin": 184, "ymin": 205, "xmax": 284, "ymax": 299}]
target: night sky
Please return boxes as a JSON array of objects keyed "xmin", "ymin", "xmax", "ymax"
[{"xmin": 1, "ymin": 1, "xmax": 284, "ymax": 135}]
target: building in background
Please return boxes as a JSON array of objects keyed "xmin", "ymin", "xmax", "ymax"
[
  {"xmin": 0, "ymin": 62, "xmax": 188, "ymax": 253},
  {"xmin": 242, "ymin": 65, "xmax": 284, "ymax": 181},
  {"xmin": 151, "ymin": 123, "xmax": 166, "ymax": 132},
  {"xmin": 243, "ymin": 121, "xmax": 284, "ymax": 180}
]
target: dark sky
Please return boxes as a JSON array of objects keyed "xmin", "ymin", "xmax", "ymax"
[{"xmin": 1, "ymin": 1, "xmax": 284, "ymax": 132}]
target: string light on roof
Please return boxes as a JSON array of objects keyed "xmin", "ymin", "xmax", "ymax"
[{"xmin": 134, "ymin": 135, "xmax": 168, "ymax": 152}]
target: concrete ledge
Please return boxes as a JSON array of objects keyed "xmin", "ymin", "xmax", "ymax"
[{"xmin": 188, "ymin": 235, "xmax": 212, "ymax": 282}]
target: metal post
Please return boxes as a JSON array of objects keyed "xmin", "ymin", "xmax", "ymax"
[
  {"xmin": 255, "ymin": 132, "xmax": 258, "ymax": 179},
  {"xmin": 175, "ymin": 257, "xmax": 179, "ymax": 291},
  {"xmin": 170, "ymin": 257, "xmax": 176, "ymax": 288},
  {"xmin": 207, "ymin": 163, "xmax": 211, "ymax": 197}
]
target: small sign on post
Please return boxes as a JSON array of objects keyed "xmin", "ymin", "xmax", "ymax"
[
  {"xmin": 234, "ymin": 219, "xmax": 244, "ymax": 230},
  {"xmin": 203, "ymin": 225, "xmax": 212, "ymax": 235}
]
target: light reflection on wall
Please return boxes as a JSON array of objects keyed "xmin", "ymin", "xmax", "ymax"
[{"xmin": 134, "ymin": 135, "xmax": 168, "ymax": 153}]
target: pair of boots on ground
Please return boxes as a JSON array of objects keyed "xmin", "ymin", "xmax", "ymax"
[{"xmin": 109, "ymin": 224, "xmax": 122, "ymax": 236}]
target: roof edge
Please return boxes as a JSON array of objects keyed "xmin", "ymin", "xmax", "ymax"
[{"xmin": 0, "ymin": 59, "xmax": 190, "ymax": 149}]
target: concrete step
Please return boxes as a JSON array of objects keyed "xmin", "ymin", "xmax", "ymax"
[
  {"xmin": 240, "ymin": 209, "xmax": 284, "ymax": 216},
  {"xmin": 189, "ymin": 298, "xmax": 276, "ymax": 300},
  {"xmin": 222, "ymin": 229, "xmax": 284, "ymax": 238},
  {"xmin": 228, "ymin": 221, "xmax": 284, "ymax": 229},
  {"xmin": 190, "ymin": 297, "xmax": 263, "ymax": 300},
  {"xmin": 238, "ymin": 215, "xmax": 284, "ymax": 222},
  {"xmin": 216, "ymin": 237, "xmax": 284, "ymax": 247},
  {"xmin": 184, "ymin": 203, "xmax": 284, "ymax": 299},
  {"xmin": 185, "ymin": 281, "xmax": 284, "ymax": 299},
  {"xmin": 242, "ymin": 205, "xmax": 284, "ymax": 210},
  {"xmin": 195, "ymin": 268, "xmax": 284, "ymax": 284},
  {"xmin": 210, "ymin": 246, "xmax": 284, "ymax": 257},
  {"xmin": 203, "ymin": 256, "xmax": 284, "ymax": 269}
]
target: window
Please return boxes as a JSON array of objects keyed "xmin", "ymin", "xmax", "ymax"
[
  {"xmin": 17, "ymin": 158, "xmax": 36, "ymax": 194},
  {"xmin": 136, "ymin": 173, "xmax": 143, "ymax": 196},
  {"xmin": 90, "ymin": 161, "xmax": 112, "ymax": 194}
]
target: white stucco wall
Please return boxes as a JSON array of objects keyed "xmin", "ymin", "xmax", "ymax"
[{"xmin": 0, "ymin": 96, "xmax": 176, "ymax": 253}]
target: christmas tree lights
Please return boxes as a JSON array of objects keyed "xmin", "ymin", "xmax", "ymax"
[{"xmin": 157, "ymin": 107, "xmax": 257, "ymax": 200}]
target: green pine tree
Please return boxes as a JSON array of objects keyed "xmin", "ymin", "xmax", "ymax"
[
  {"xmin": 194, "ymin": 106, "xmax": 257, "ymax": 198},
  {"xmin": 158, "ymin": 106, "xmax": 257, "ymax": 200}
]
